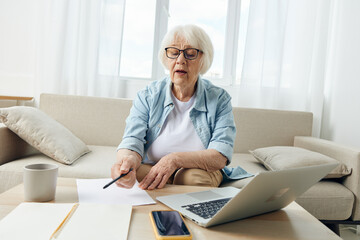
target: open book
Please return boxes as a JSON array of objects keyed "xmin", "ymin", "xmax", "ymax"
[{"xmin": 0, "ymin": 202, "xmax": 132, "ymax": 240}]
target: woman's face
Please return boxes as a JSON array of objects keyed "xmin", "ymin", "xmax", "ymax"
[{"xmin": 166, "ymin": 37, "xmax": 203, "ymax": 89}]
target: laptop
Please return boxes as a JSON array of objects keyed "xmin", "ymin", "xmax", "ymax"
[{"xmin": 157, "ymin": 163, "xmax": 337, "ymax": 227}]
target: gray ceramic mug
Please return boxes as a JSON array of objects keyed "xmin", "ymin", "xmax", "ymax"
[{"xmin": 23, "ymin": 163, "xmax": 58, "ymax": 202}]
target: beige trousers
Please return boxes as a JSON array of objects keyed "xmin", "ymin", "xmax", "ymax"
[{"xmin": 136, "ymin": 164, "xmax": 223, "ymax": 187}]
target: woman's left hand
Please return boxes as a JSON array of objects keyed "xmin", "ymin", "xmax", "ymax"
[{"xmin": 139, "ymin": 154, "xmax": 178, "ymax": 190}]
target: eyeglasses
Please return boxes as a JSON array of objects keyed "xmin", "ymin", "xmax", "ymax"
[{"xmin": 165, "ymin": 47, "xmax": 202, "ymax": 60}]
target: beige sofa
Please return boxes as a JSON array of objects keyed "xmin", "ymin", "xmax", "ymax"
[{"xmin": 1, "ymin": 93, "xmax": 359, "ymax": 231}]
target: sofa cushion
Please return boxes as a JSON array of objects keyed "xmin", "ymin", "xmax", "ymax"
[
  {"xmin": 221, "ymin": 153, "xmax": 354, "ymax": 220},
  {"xmin": 0, "ymin": 145, "xmax": 115, "ymax": 193},
  {"xmin": 0, "ymin": 106, "xmax": 90, "ymax": 165},
  {"xmin": 296, "ymin": 180, "xmax": 354, "ymax": 220},
  {"xmin": 249, "ymin": 146, "xmax": 351, "ymax": 179}
]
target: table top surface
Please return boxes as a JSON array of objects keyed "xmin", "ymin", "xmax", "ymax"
[{"xmin": 0, "ymin": 178, "xmax": 341, "ymax": 240}]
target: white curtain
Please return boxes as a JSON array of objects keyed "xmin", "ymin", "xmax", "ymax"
[
  {"xmin": 33, "ymin": 0, "xmax": 334, "ymax": 137},
  {"xmin": 236, "ymin": 0, "xmax": 334, "ymax": 137},
  {"xmin": 34, "ymin": 0, "xmax": 126, "ymax": 103}
]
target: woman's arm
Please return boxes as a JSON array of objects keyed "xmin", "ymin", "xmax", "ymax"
[
  {"xmin": 207, "ymin": 90, "xmax": 236, "ymax": 164},
  {"xmin": 170, "ymin": 149, "xmax": 227, "ymax": 171},
  {"xmin": 111, "ymin": 89, "xmax": 150, "ymax": 188},
  {"xmin": 139, "ymin": 149, "xmax": 227, "ymax": 190}
]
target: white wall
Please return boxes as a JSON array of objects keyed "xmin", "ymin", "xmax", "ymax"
[
  {"xmin": 0, "ymin": 0, "xmax": 38, "ymax": 96},
  {"xmin": 320, "ymin": 0, "xmax": 360, "ymax": 148}
]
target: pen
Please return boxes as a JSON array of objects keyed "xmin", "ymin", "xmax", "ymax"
[{"xmin": 103, "ymin": 168, "xmax": 133, "ymax": 189}]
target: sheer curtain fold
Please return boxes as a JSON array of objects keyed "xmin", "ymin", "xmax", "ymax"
[
  {"xmin": 61, "ymin": 0, "xmax": 102, "ymax": 96},
  {"xmin": 35, "ymin": 0, "xmax": 125, "ymax": 102},
  {"xmin": 238, "ymin": 0, "xmax": 334, "ymax": 137}
]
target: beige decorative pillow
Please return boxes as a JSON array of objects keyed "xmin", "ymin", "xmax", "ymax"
[
  {"xmin": 0, "ymin": 106, "xmax": 90, "ymax": 165},
  {"xmin": 250, "ymin": 146, "xmax": 351, "ymax": 179}
]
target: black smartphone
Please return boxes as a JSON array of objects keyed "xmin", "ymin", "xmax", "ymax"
[{"xmin": 149, "ymin": 210, "xmax": 192, "ymax": 240}]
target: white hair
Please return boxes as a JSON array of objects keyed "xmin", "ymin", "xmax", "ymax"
[{"xmin": 158, "ymin": 24, "xmax": 214, "ymax": 75}]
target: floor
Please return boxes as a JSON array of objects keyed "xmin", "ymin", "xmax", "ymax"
[{"xmin": 340, "ymin": 225, "xmax": 360, "ymax": 240}]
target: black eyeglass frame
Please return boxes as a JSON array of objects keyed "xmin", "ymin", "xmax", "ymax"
[{"xmin": 165, "ymin": 47, "xmax": 202, "ymax": 60}]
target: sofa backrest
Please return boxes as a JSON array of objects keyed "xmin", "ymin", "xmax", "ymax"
[
  {"xmin": 40, "ymin": 93, "xmax": 313, "ymax": 151},
  {"xmin": 232, "ymin": 107, "xmax": 313, "ymax": 153},
  {"xmin": 40, "ymin": 93, "xmax": 132, "ymax": 146}
]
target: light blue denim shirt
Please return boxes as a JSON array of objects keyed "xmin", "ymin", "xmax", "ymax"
[{"xmin": 118, "ymin": 76, "xmax": 236, "ymax": 163}]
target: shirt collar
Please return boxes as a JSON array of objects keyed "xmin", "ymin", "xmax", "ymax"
[
  {"xmin": 193, "ymin": 76, "xmax": 207, "ymax": 112},
  {"xmin": 164, "ymin": 77, "xmax": 174, "ymax": 108},
  {"xmin": 163, "ymin": 76, "xmax": 207, "ymax": 112}
]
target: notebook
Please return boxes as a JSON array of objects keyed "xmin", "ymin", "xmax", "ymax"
[
  {"xmin": 0, "ymin": 203, "xmax": 132, "ymax": 240},
  {"xmin": 157, "ymin": 163, "xmax": 337, "ymax": 227}
]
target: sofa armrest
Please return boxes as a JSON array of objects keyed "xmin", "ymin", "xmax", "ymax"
[
  {"xmin": 0, "ymin": 123, "xmax": 38, "ymax": 166},
  {"xmin": 294, "ymin": 136, "xmax": 360, "ymax": 221}
]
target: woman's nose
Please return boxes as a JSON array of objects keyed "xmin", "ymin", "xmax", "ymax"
[{"xmin": 176, "ymin": 52, "xmax": 186, "ymax": 64}]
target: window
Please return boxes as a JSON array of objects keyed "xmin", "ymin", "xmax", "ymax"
[
  {"xmin": 168, "ymin": 0, "xmax": 228, "ymax": 79},
  {"xmin": 98, "ymin": 0, "xmax": 156, "ymax": 78},
  {"xmin": 120, "ymin": 0, "xmax": 156, "ymax": 78},
  {"xmin": 98, "ymin": 0, "xmax": 250, "ymax": 85}
]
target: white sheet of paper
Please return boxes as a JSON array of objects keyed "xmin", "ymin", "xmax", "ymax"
[
  {"xmin": 76, "ymin": 178, "xmax": 156, "ymax": 206},
  {"xmin": 57, "ymin": 203, "xmax": 132, "ymax": 240},
  {"xmin": 0, "ymin": 203, "xmax": 132, "ymax": 240},
  {"xmin": 0, "ymin": 203, "xmax": 73, "ymax": 240}
]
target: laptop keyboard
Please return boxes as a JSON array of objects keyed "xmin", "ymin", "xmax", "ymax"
[{"xmin": 181, "ymin": 198, "xmax": 231, "ymax": 219}]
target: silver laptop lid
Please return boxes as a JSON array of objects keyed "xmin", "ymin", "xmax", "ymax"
[
  {"xmin": 157, "ymin": 163, "xmax": 337, "ymax": 227},
  {"xmin": 207, "ymin": 163, "xmax": 338, "ymax": 227}
]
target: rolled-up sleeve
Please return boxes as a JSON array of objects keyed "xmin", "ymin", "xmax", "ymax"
[
  {"xmin": 117, "ymin": 90, "xmax": 149, "ymax": 158},
  {"xmin": 208, "ymin": 93, "xmax": 236, "ymax": 164}
]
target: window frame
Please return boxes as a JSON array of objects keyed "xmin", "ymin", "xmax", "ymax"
[{"xmin": 103, "ymin": 0, "xmax": 244, "ymax": 86}]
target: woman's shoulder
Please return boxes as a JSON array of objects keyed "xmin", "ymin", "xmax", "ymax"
[
  {"xmin": 200, "ymin": 78, "xmax": 231, "ymax": 100},
  {"xmin": 135, "ymin": 77, "xmax": 169, "ymax": 106},
  {"xmin": 137, "ymin": 77, "xmax": 168, "ymax": 96}
]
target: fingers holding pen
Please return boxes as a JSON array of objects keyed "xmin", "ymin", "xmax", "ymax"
[
  {"xmin": 118, "ymin": 166, "xmax": 136, "ymax": 188},
  {"xmin": 115, "ymin": 170, "xmax": 136, "ymax": 189},
  {"xmin": 111, "ymin": 154, "xmax": 138, "ymax": 189}
]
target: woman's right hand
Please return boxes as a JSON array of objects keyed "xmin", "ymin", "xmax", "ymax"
[{"xmin": 111, "ymin": 149, "xmax": 141, "ymax": 189}]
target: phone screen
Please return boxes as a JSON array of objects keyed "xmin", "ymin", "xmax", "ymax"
[{"xmin": 151, "ymin": 211, "xmax": 190, "ymax": 236}]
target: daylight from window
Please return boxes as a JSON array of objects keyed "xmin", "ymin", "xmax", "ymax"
[
  {"xmin": 120, "ymin": 0, "xmax": 156, "ymax": 78},
  {"xmin": 168, "ymin": 0, "xmax": 227, "ymax": 79},
  {"xmin": 98, "ymin": 0, "xmax": 250, "ymax": 84}
]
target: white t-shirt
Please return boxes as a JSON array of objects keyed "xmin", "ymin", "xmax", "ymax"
[{"xmin": 146, "ymin": 92, "xmax": 205, "ymax": 164}]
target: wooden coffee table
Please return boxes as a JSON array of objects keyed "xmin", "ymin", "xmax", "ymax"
[{"xmin": 0, "ymin": 178, "xmax": 341, "ymax": 240}]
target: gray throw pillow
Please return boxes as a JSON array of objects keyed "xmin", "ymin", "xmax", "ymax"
[
  {"xmin": 250, "ymin": 146, "xmax": 351, "ymax": 179},
  {"xmin": 0, "ymin": 106, "xmax": 90, "ymax": 165}
]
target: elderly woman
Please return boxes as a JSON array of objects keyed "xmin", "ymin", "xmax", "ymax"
[{"xmin": 111, "ymin": 24, "xmax": 241, "ymax": 190}]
